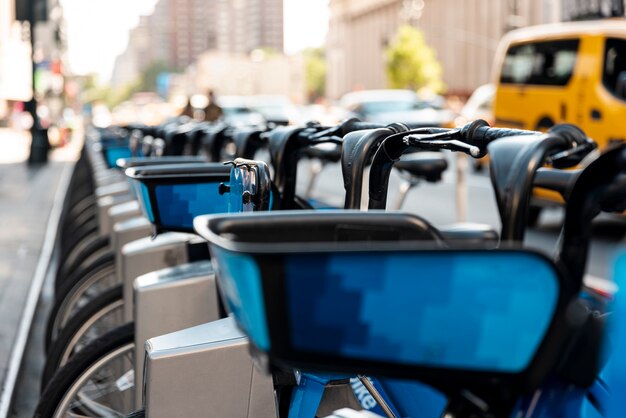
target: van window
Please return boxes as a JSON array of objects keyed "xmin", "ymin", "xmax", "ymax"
[
  {"xmin": 500, "ymin": 39, "xmax": 579, "ymax": 86},
  {"xmin": 603, "ymin": 38, "xmax": 626, "ymax": 100}
]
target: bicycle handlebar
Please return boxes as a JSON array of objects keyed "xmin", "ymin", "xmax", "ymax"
[
  {"xmin": 459, "ymin": 119, "xmax": 540, "ymax": 149},
  {"xmin": 339, "ymin": 118, "xmax": 387, "ymax": 135},
  {"xmin": 304, "ymin": 118, "xmax": 387, "ymax": 142},
  {"xmin": 403, "ymin": 119, "xmax": 594, "ymax": 161},
  {"xmin": 403, "ymin": 120, "xmax": 542, "ymax": 158},
  {"xmin": 369, "ymin": 119, "xmax": 597, "ymax": 211}
]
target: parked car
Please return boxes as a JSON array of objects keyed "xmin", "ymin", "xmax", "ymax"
[
  {"xmin": 492, "ymin": 19, "xmax": 626, "ymax": 222},
  {"xmin": 494, "ymin": 20, "xmax": 626, "ymax": 145},
  {"xmin": 217, "ymin": 96, "xmax": 265, "ymax": 127},
  {"xmin": 456, "ymin": 84, "xmax": 495, "ymax": 126},
  {"xmin": 247, "ymin": 95, "xmax": 299, "ymax": 125},
  {"xmin": 339, "ymin": 89, "xmax": 455, "ymax": 127}
]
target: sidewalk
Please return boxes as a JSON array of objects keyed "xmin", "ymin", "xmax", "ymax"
[{"xmin": 0, "ymin": 129, "xmax": 78, "ymax": 416}]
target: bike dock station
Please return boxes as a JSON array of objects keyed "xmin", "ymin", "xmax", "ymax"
[
  {"xmin": 0, "ymin": 111, "xmax": 619, "ymax": 418},
  {"xmin": 2, "ymin": 2, "xmax": 626, "ymax": 417}
]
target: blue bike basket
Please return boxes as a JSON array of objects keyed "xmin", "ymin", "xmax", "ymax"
[
  {"xmin": 125, "ymin": 162, "xmax": 231, "ymax": 232},
  {"xmin": 198, "ymin": 211, "xmax": 567, "ymax": 389}
]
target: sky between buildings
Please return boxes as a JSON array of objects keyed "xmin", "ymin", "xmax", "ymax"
[{"xmin": 60, "ymin": 0, "xmax": 329, "ymax": 82}]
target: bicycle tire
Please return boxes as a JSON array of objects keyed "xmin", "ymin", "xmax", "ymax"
[
  {"xmin": 60, "ymin": 220, "xmax": 99, "ymax": 262},
  {"xmin": 42, "ymin": 285, "xmax": 126, "ymax": 391},
  {"xmin": 46, "ymin": 253, "xmax": 116, "ymax": 352},
  {"xmin": 61, "ymin": 210, "xmax": 98, "ymax": 244},
  {"xmin": 35, "ymin": 322, "xmax": 135, "ymax": 418},
  {"xmin": 56, "ymin": 237, "xmax": 111, "ymax": 287},
  {"xmin": 62, "ymin": 194, "xmax": 95, "ymax": 232},
  {"xmin": 60, "ymin": 204, "xmax": 97, "ymax": 240},
  {"xmin": 55, "ymin": 230, "xmax": 103, "ymax": 292},
  {"xmin": 65, "ymin": 182, "xmax": 94, "ymax": 213}
]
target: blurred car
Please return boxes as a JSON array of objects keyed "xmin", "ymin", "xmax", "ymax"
[
  {"xmin": 492, "ymin": 20, "xmax": 626, "ymax": 223},
  {"xmin": 297, "ymin": 103, "xmax": 346, "ymax": 126},
  {"xmin": 339, "ymin": 89, "xmax": 455, "ymax": 127},
  {"xmin": 455, "ymin": 84, "xmax": 495, "ymax": 172},
  {"xmin": 455, "ymin": 84, "xmax": 495, "ymax": 127},
  {"xmin": 111, "ymin": 92, "xmax": 176, "ymax": 126},
  {"xmin": 217, "ymin": 96, "xmax": 265, "ymax": 127},
  {"xmin": 247, "ymin": 95, "xmax": 299, "ymax": 125},
  {"xmin": 494, "ymin": 20, "xmax": 626, "ymax": 147}
]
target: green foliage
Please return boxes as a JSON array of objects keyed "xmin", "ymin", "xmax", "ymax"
[
  {"xmin": 81, "ymin": 80, "xmax": 136, "ymax": 109},
  {"xmin": 81, "ymin": 61, "xmax": 178, "ymax": 109},
  {"xmin": 304, "ymin": 48, "xmax": 327, "ymax": 102},
  {"xmin": 385, "ymin": 25, "xmax": 445, "ymax": 93},
  {"xmin": 136, "ymin": 61, "xmax": 175, "ymax": 93},
  {"xmin": 104, "ymin": 83, "xmax": 141, "ymax": 108},
  {"xmin": 80, "ymin": 76, "xmax": 110, "ymax": 105}
]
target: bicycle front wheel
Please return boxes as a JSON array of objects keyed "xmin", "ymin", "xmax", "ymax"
[
  {"xmin": 35, "ymin": 322, "xmax": 136, "ymax": 418},
  {"xmin": 42, "ymin": 285, "xmax": 126, "ymax": 392}
]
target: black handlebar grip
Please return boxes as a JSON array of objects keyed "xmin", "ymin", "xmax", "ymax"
[
  {"xmin": 340, "ymin": 118, "xmax": 386, "ymax": 135},
  {"xmin": 461, "ymin": 120, "xmax": 540, "ymax": 148},
  {"xmin": 483, "ymin": 127, "xmax": 539, "ymax": 141}
]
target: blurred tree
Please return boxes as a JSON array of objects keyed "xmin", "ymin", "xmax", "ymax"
[
  {"xmin": 104, "ymin": 83, "xmax": 141, "ymax": 108},
  {"xmin": 137, "ymin": 61, "xmax": 176, "ymax": 93},
  {"xmin": 304, "ymin": 48, "xmax": 327, "ymax": 102},
  {"xmin": 80, "ymin": 74, "xmax": 109, "ymax": 104},
  {"xmin": 80, "ymin": 76, "xmax": 137, "ymax": 109},
  {"xmin": 385, "ymin": 25, "xmax": 445, "ymax": 93},
  {"xmin": 82, "ymin": 61, "xmax": 181, "ymax": 109}
]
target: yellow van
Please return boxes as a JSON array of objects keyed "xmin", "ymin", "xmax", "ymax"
[{"xmin": 492, "ymin": 20, "xmax": 626, "ymax": 222}]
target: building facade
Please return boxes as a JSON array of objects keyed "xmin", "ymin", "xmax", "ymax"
[
  {"xmin": 0, "ymin": 0, "xmax": 32, "ymax": 106},
  {"xmin": 184, "ymin": 50, "xmax": 304, "ymax": 99},
  {"xmin": 203, "ymin": 0, "xmax": 284, "ymax": 55},
  {"xmin": 111, "ymin": 0, "xmax": 283, "ymax": 87},
  {"xmin": 327, "ymin": 0, "xmax": 561, "ymax": 98}
]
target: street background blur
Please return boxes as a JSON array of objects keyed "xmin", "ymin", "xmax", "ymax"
[{"xmin": 1, "ymin": 0, "xmax": 615, "ymax": 135}]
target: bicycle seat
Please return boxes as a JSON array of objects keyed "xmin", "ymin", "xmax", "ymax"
[{"xmin": 394, "ymin": 152, "xmax": 447, "ymax": 183}]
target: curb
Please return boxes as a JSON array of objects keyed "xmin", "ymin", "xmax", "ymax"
[{"xmin": 0, "ymin": 162, "xmax": 73, "ymax": 418}]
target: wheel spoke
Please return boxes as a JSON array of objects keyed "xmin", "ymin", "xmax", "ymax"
[{"xmin": 53, "ymin": 342, "xmax": 135, "ymax": 418}]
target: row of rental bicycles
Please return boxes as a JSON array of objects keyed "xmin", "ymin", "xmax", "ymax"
[{"xmin": 33, "ymin": 112, "xmax": 626, "ymax": 418}]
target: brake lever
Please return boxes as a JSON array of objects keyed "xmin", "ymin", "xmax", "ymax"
[{"xmin": 404, "ymin": 134, "xmax": 483, "ymax": 157}]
